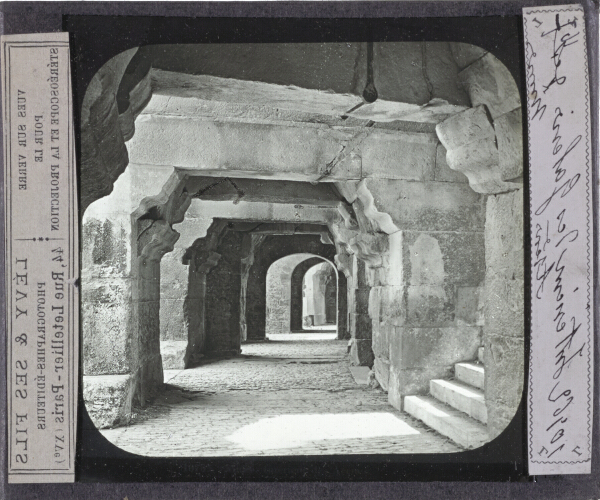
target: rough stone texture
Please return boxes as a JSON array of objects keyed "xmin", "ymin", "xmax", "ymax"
[
  {"xmin": 160, "ymin": 341, "xmax": 188, "ymax": 370},
  {"xmin": 458, "ymin": 52, "xmax": 521, "ymax": 120},
  {"xmin": 494, "ymin": 107, "xmax": 524, "ymax": 181},
  {"xmin": 83, "ymin": 375, "xmax": 135, "ymax": 429},
  {"xmin": 80, "ymin": 48, "xmax": 138, "ymax": 211},
  {"xmin": 483, "ymin": 188, "xmax": 525, "ymax": 438},
  {"xmin": 368, "ymin": 227, "xmax": 485, "ymax": 404},
  {"xmin": 361, "ymin": 131, "xmax": 438, "ymax": 181},
  {"xmin": 205, "ymin": 231, "xmax": 245, "ymax": 355},
  {"xmin": 373, "ymin": 357, "xmax": 391, "ymax": 391},
  {"xmin": 436, "ymin": 106, "xmax": 520, "ymax": 195},
  {"xmin": 359, "ymin": 178, "xmax": 485, "ymax": 232},
  {"xmin": 449, "ymin": 42, "xmax": 488, "ymax": 72},
  {"xmin": 348, "ymin": 257, "xmax": 374, "ymax": 365},
  {"xmin": 434, "ymin": 143, "xmax": 468, "ymax": 183},
  {"xmin": 160, "ymin": 248, "xmax": 188, "ymax": 341}
]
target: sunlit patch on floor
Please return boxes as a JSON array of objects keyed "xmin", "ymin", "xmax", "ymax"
[{"xmin": 226, "ymin": 412, "xmax": 420, "ymax": 450}]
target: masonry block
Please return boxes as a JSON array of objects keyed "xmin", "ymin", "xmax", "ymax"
[
  {"xmin": 406, "ymin": 284, "xmax": 455, "ymax": 327},
  {"xmin": 434, "ymin": 143, "xmax": 468, "ymax": 183},
  {"xmin": 485, "ymin": 189, "xmax": 524, "ymax": 280},
  {"xmin": 83, "ymin": 374, "xmax": 135, "ymax": 429},
  {"xmin": 362, "ymin": 178, "xmax": 485, "ymax": 232},
  {"xmin": 372, "ymin": 321, "xmax": 391, "ymax": 359},
  {"xmin": 455, "ymin": 286, "xmax": 483, "ymax": 326},
  {"xmin": 458, "ymin": 52, "xmax": 521, "ymax": 120},
  {"xmin": 449, "ymin": 42, "xmax": 488, "ymax": 71},
  {"xmin": 494, "ymin": 107, "xmax": 523, "ymax": 181},
  {"xmin": 373, "ymin": 357, "xmax": 390, "ymax": 391},
  {"xmin": 484, "ymin": 335, "xmax": 525, "ymax": 411},
  {"xmin": 387, "ymin": 325, "xmax": 481, "ymax": 407},
  {"xmin": 402, "ymin": 231, "xmax": 485, "ymax": 287},
  {"xmin": 487, "ymin": 398, "xmax": 523, "ymax": 442},
  {"xmin": 484, "ymin": 276, "xmax": 525, "ymax": 339},
  {"xmin": 350, "ymin": 339, "xmax": 374, "ymax": 367}
]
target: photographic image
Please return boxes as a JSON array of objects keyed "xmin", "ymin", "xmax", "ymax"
[{"xmin": 79, "ymin": 37, "xmax": 525, "ymax": 460}]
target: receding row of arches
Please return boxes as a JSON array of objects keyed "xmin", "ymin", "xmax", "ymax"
[{"xmin": 265, "ymin": 255, "xmax": 338, "ymax": 335}]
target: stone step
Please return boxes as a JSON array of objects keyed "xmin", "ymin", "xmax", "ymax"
[
  {"xmin": 478, "ymin": 346, "xmax": 484, "ymax": 363},
  {"xmin": 404, "ymin": 395, "xmax": 489, "ymax": 450},
  {"xmin": 455, "ymin": 362, "xmax": 485, "ymax": 390},
  {"xmin": 430, "ymin": 378, "xmax": 487, "ymax": 424}
]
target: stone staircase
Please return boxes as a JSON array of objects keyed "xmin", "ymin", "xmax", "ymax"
[{"xmin": 404, "ymin": 347, "xmax": 489, "ymax": 450}]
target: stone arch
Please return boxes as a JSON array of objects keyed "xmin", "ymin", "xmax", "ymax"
[
  {"xmin": 290, "ymin": 257, "xmax": 329, "ymax": 332},
  {"xmin": 82, "ymin": 42, "xmax": 524, "ymax": 445},
  {"xmin": 245, "ymin": 235, "xmax": 348, "ymax": 342},
  {"xmin": 264, "ymin": 253, "xmax": 318, "ymax": 335},
  {"xmin": 299, "ymin": 260, "xmax": 338, "ymax": 329}
]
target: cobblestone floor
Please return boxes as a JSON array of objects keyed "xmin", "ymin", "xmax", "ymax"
[{"xmin": 101, "ymin": 333, "xmax": 460, "ymax": 456}]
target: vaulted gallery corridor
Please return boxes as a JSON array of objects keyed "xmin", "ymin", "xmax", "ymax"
[{"xmin": 81, "ymin": 41, "xmax": 525, "ymax": 456}]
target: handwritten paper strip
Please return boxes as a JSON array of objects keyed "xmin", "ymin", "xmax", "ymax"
[{"xmin": 523, "ymin": 4, "xmax": 593, "ymax": 475}]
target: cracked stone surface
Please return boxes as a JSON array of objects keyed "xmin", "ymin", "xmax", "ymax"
[{"xmin": 100, "ymin": 333, "xmax": 460, "ymax": 456}]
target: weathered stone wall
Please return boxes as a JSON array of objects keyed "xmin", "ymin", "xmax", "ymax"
[
  {"xmin": 332, "ymin": 167, "xmax": 485, "ymax": 401},
  {"xmin": 439, "ymin": 43, "xmax": 525, "ymax": 439},
  {"xmin": 483, "ymin": 189, "xmax": 524, "ymax": 439}
]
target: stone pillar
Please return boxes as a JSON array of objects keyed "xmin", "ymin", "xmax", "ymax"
[
  {"xmin": 350, "ymin": 257, "xmax": 374, "ymax": 367},
  {"xmin": 324, "ymin": 270, "xmax": 337, "ymax": 324},
  {"xmin": 482, "ymin": 189, "xmax": 524, "ymax": 439},
  {"xmin": 205, "ymin": 231, "xmax": 244, "ymax": 355},
  {"xmin": 133, "ymin": 219, "xmax": 179, "ymax": 405},
  {"xmin": 182, "ymin": 250, "xmax": 221, "ymax": 367},
  {"xmin": 336, "ymin": 272, "xmax": 348, "ymax": 340},
  {"xmin": 240, "ymin": 235, "xmax": 266, "ymax": 341},
  {"xmin": 310, "ymin": 264, "xmax": 328, "ymax": 326}
]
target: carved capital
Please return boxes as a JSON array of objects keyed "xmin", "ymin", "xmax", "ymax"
[
  {"xmin": 139, "ymin": 220, "xmax": 180, "ymax": 263},
  {"xmin": 196, "ymin": 251, "xmax": 221, "ymax": 274},
  {"xmin": 347, "ymin": 232, "xmax": 389, "ymax": 268},
  {"xmin": 334, "ymin": 250, "xmax": 353, "ymax": 280},
  {"xmin": 436, "ymin": 106, "xmax": 521, "ymax": 195}
]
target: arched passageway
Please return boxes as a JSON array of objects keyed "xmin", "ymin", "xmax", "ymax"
[
  {"xmin": 82, "ymin": 40, "xmax": 524, "ymax": 453},
  {"xmin": 245, "ymin": 234, "xmax": 347, "ymax": 342},
  {"xmin": 266, "ymin": 255, "xmax": 340, "ymax": 336},
  {"xmin": 290, "ymin": 257, "xmax": 329, "ymax": 332}
]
